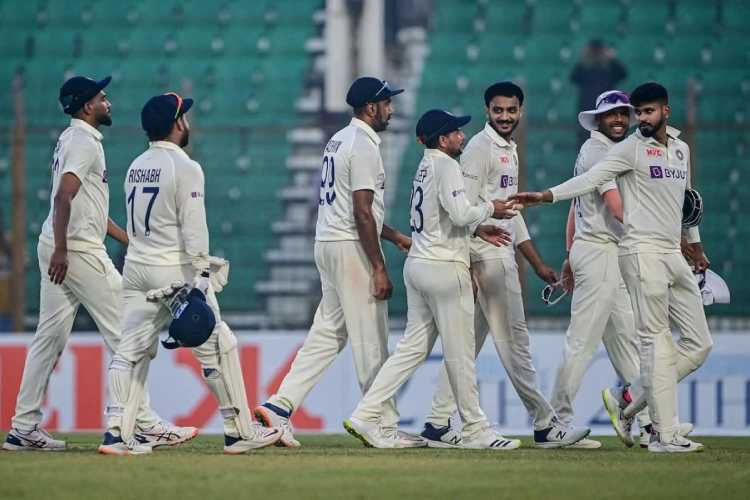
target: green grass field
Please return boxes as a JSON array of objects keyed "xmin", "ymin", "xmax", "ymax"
[{"xmin": 1, "ymin": 434, "xmax": 749, "ymax": 500}]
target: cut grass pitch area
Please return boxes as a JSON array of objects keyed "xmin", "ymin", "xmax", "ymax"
[{"xmin": 1, "ymin": 434, "xmax": 749, "ymax": 500}]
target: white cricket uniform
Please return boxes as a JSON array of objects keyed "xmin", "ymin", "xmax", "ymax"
[
  {"xmin": 549, "ymin": 126, "xmax": 712, "ymax": 441},
  {"xmin": 12, "ymin": 119, "xmax": 160, "ymax": 432},
  {"xmin": 105, "ymin": 140, "xmax": 250, "ymax": 440},
  {"xmin": 352, "ymin": 148, "xmax": 493, "ymax": 439},
  {"xmin": 266, "ymin": 118, "xmax": 400, "ymax": 428},
  {"xmin": 426, "ymin": 123, "xmax": 556, "ymax": 432},
  {"xmin": 549, "ymin": 130, "xmax": 649, "ymax": 427}
]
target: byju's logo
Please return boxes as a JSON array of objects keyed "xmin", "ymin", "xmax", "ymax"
[
  {"xmin": 649, "ymin": 166, "xmax": 663, "ymax": 179},
  {"xmin": 500, "ymin": 175, "xmax": 517, "ymax": 188}
]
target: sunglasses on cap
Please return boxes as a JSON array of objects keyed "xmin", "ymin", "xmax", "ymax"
[
  {"xmin": 596, "ymin": 91, "xmax": 630, "ymax": 108},
  {"xmin": 163, "ymin": 92, "xmax": 184, "ymax": 119}
]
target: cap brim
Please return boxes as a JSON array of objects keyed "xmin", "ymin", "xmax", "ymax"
[
  {"xmin": 95, "ymin": 76, "xmax": 112, "ymax": 93},
  {"xmin": 180, "ymin": 98, "xmax": 194, "ymax": 116},
  {"xmin": 578, "ymin": 104, "xmax": 636, "ymax": 131}
]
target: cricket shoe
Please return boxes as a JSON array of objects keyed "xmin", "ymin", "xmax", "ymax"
[
  {"xmin": 382, "ymin": 427, "xmax": 427, "ymax": 448},
  {"xmin": 648, "ymin": 434, "xmax": 704, "ymax": 454},
  {"xmin": 534, "ymin": 419, "xmax": 590, "ymax": 448},
  {"xmin": 134, "ymin": 422, "xmax": 198, "ymax": 449},
  {"xmin": 253, "ymin": 402, "xmax": 301, "ymax": 448},
  {"xmin": 462, "ymin": 428, "xmax": 521, "ymax": 450},
  {"xmin": 602, "ymin": 387, "xmax": 635, "ymax": 447},
  {"xmin": 420, "ymin": 423, "xmax": 462, "ymax": 449},
  {"xmin": 565, "ymin": 438, "xmax": 602, "ymax": 449},
  {"xmin": 639, "ymin": 423, "xmax": 695, "ymax": 448},
  {"xmin": 2, "ymin": 426, "xmax": 66, "ymax": 451},
  {"xmin": 98, "ymin": 432, "xmax": 152, "ymax": 456},
  {"xmin": 223, "ymin": 424, "xmax": 282, "ymax": 454},
  {"xmin": 343, "ymin": 417, "xmax": 399, "ymax": 448}
]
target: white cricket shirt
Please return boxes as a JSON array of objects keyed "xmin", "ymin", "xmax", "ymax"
[
  {"xmin": 315, "ymin": 118, "xmax": 386, "ymax": 242},
  {"xmin": 407, "ymin": 148, "xmax": 493, "ymax": 266},
  {"xmin": 39, "ymin": 119, "xmax": 109, "ymax": 251}
]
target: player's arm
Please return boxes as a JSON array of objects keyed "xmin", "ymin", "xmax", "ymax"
[
  {"xmin": 176, "ymin": 162, "xmax": 210, "ymax": 273},
  {"xmin": 350, "ymin": 145, "xmax": 392, "ymax": 300},
  {"xmin": 48, "ymin": 173, "xmax": 81, "ymax": 284},
  {"xmin": 353, "ymin": 189, "xmax": 391, "ymax": 299},
  {"xmin": 601, "ymin": 188, "xmax": 624, "ymax": 223},
  {"xmin": 107, "ymin": 218, "xmax": 129, "ymax": 246},
  {"xmin": 517, "ymin": 239, "xmax": 558, "ymax": 285},
  {"xmin": 380, "ymin": 223, "xmax": 411, "ymax": 253},
  {"xmin": 682, "ymin": 149, "xmax": 709, "ymax": 271},
  {"xmin": 512, "ymin": 146, "xmax": 634, "ymax": 204},
  {"xmin": 561, "ymin": 202, "xmax": 576, "ymax": 292}
]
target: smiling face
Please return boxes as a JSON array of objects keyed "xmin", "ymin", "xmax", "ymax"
[
  {"xmin": 596, "ymin": 106, "xmax": 631, "ymax": 142},
  {"xmin": 487, "ymin": 95, "xmax": 521, "ymax": 139},
  {"xmin": 438, "ymin": 129, "xmax": 466, "ymax": 158}
]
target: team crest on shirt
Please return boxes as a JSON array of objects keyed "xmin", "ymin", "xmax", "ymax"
[{"xmin": 675, "ymin": 149, "xmax": 684, "ymax": 161}]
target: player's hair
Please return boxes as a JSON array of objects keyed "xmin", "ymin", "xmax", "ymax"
[
  {"xmin": 146, "ymin": 128, "xmax": 170, "ymax": 141},
  {"xmin": 484, "ymin": 81, "xmax": 524, "ymax": 107},
  {"xmin": 424, "ymin": 135, "xmax": 441, "ymax": 149},
  {"xmin": 630, "ymin": 82, "xmax": 669, "ymax": 107},
  {"xmin": 352, "ymin": 104, "xmax": 368, "ymax": 116}
]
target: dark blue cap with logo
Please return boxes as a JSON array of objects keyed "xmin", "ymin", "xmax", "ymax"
[
  {"xmin": 162, "ymin": 288, "xmax": 216, "ymax": 350},
  {"xmin": 59, "ymin": 75, "xmax": 111, "ymax": 115},
  {"xmin": 415, "ymin": 109, "xmax": 471, "ymax": 144},
  {"xmin": 345, "ymin": 76, "xmax": 403, "ymax": 108},
  {"xmin": 141, "ymin": 92, "xmax": 194, "ymax": 138}
]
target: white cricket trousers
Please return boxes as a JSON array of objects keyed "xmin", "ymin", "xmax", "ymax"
[
  {"xmin": 427, "ymin": 256, "xmax": 555, "ymax": 431},
  {"xmin": 12, "ymin": 241, "xmax": 160, "ymax": 431},
  {"xmin": 352, "ymin": 258, "xmax": 489, "ymax": 439},
  {"xmin": 619, "ymin": 251, "xmax": 712, "ymax": 441},
  {"xmin": 268, "ymin": 240, "xmax": 399, "ymax": 428},
  {"xmin": 550, "ymin": 239, "xmax": 649, "ymax": 427}
]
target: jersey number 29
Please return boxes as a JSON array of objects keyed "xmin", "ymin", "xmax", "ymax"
[
  {"xmin": 319, "ymin": 155, "xmax": 336, "ymax": 206},
  {"xmin": 127, "ymin": 186, "xmax": 159, "ymax": 237}
]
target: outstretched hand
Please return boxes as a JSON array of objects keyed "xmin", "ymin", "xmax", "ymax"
[
  {"xmin": 509, "ymin": 191, "xmax": 546, "ymax": 207},
  {"xmin": 491, "ymin": 199, "xmax": 523, "ymax": 219},
  {"xmin": 475, "ymin": 225, "xmax": 512, "ymax": 247}
]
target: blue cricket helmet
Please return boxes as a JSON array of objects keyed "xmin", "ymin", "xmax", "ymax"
[{"xmin": 162, "ymin": 288, "xmax": 216, "ymax": 349}]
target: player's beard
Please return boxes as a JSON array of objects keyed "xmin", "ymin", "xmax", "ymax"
[
  {"xmin": 373, "ymin": 108, "xmax": 390, "ymax": 132},
  {"xmin": 491, "ymin": 118, "xmax": 517, "ymax": 139},
  {"xmin": 638, "ymin": 115, "xmax": 665, "ymax": 138},
  {"xmin": 97, "ymin": 109, "xmax": 112, "ymax": 126},
  {"xmin": 180, "ymin": 129, "xmax": 190, "ymax": 147}
]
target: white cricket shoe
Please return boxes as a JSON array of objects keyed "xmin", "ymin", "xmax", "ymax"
[
  {"xmin": 382, "ymin": 428, "xmax": 427, "ymax": 448},
  {"xmin": 2, "ymin": 426, "xmax": 66, "ymax": 451},
  {"xmin": 648, "ymin": 434, "xmax": 704, "ymax": 454},
  {"xmin": 602, "ymin": 388, "xmax": 635, "ymax": 447},
  {"xmin": 462, "ymin": 428, "xmax": 521, "ymax": 450},
  {"xmin": 253, "ymin": 402, "xmax": 301, "ymax": 448},
  {"xmin": 420, "ymin": 422, "xmax": 462, "ymax": 449},
  {"xmin": 343, "ymin": 417, "xmax": 398, "ymax": 449},
  {"xmin": 134, "ymin": 422, "xmax": 198, "ymax": 449},
  {"xmin": 565, "ymin": 438, "xmax": 602, "ymax": 449},
  {"xmin": 98, "ymin": 432, "xmax": 152, "ymax": 456},
  {"xmin": 639, "ymin": 422, "xmax": 695, "ymax": 448},
  {"xmin": 223, "ymin": 424, "xmax": 282, "ymax": 454},
  {"xmin": 534, "ymin": 419, "xmax": 590, "ymax": 448}
]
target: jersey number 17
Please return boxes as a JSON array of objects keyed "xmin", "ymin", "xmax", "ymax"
[{"xmin": 127, "ymin": 186, "xmax": 160, "ymax": 237}]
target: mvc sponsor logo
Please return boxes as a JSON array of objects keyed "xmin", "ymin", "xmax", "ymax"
[
  {"xmin": 499, "ymin": 156, "xmax": 510, "ymax": 164},
  {"xmin": 646, "ymin": 148, "xmax": 663, "ymax": 157},
  {"xmin": 500, "ymin": 175, "xmax": 517, "ymax": 188}
]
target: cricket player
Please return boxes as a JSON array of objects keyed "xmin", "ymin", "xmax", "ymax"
[
  {"xmin": 511, "ymin": 82, "xmax": 712, "ymax": 453},
  {"xmin": 549, "ymin": 90, "xmax": 652, "ymax": 449},
  {"xmin": 344, "ymin": 109, "xmax": 560, "ymax": 450},
  {"xmin": 98, "ymin": 92, "xmax": 281, "ymax": 455},
  {"xmin": 252, "ymin": 77, "xmax": 419, "ymax": 448},
  {"xmin": 421, "ymin": 82, "xmax": 590, "ymax": 448},
  {"xmin": 3, "ymin": 76, "xmax": 191, "ymax": 452}
]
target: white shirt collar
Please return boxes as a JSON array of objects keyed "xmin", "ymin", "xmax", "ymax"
[
  {"xmin": 350, "ymin": 117, "xmax": 382, "ymax": 146},
  {"xmin": 70, "ymin": 118, "xmax": 103, "ymax": 142},
  {"xmin": 149, "ymin": 140, "xmax": 188, "ymax": 155},
  {"xmin": 424, "ymin": 148, "xmax": 454, "ymax": 161},
  {"xmin": 483, "ymin": 122, "xmax": 515, "ymax": 149}
]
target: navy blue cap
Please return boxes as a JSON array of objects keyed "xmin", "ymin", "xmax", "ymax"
[
  {"xmin": 416, "ymin": 109, "xmax": 471, "ymax": 144},
  {"xmin": 141, "ymin": 92, "xmax": 194, "ymax": 138},
  {"xmin": 345, "ymin": 76, "xmax": 403, "ymax": 108},
  {"xmin": 162, "ymin": 289, "xmax": 216, "ymax": 350},
  {"xmin": 59, "ymin": 75, "xmax": 111, "ymax": 115}
]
